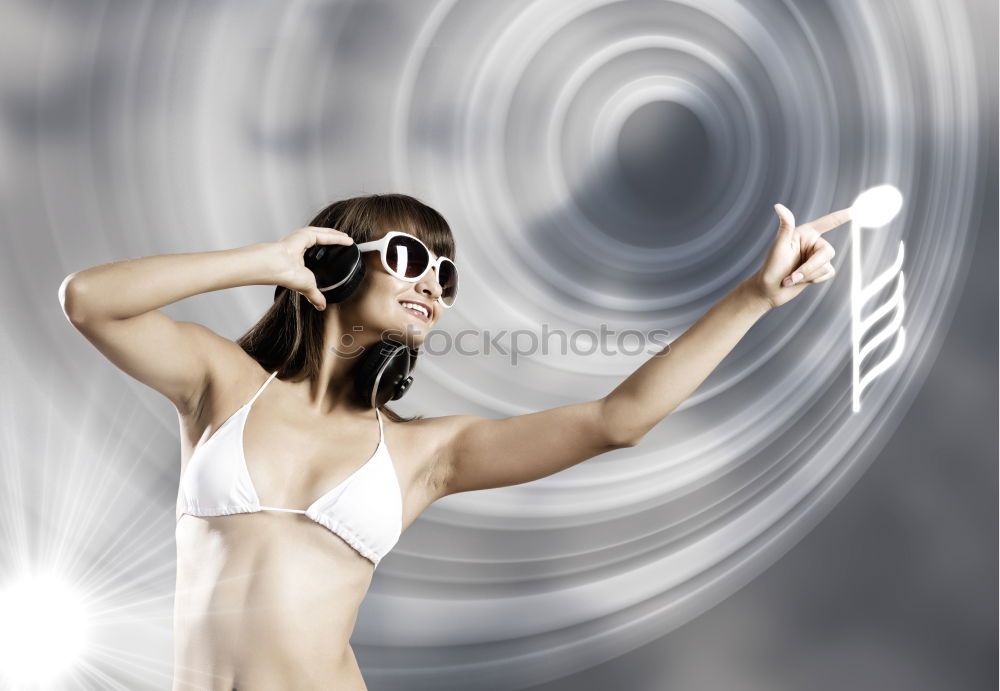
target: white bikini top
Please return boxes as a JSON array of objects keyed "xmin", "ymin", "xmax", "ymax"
[{"xmin": 176, "ymin": 371, "xmax": 403, "ymax": 568}]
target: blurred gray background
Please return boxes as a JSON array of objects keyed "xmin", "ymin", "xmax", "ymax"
[
  {"xmin": 1, "ymin": 0, "xmax": 995, "ymax": 689},
  {"xmin": 526, "ymin": 144, "xmax": 999, "ymax": 690}
]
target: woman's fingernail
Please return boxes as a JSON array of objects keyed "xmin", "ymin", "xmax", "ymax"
[
  {"xmin": 783, "ymin": 277, "xmax": 792, "ymax": 287},
  {"xmin": 793, "ymin": 272, "xmax": 803, "ymax": 283}
]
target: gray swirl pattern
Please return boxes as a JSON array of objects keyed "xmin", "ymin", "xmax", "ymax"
[{"xmin": 0, "ymin": 0, "xmax": 990, "ymax": 689}]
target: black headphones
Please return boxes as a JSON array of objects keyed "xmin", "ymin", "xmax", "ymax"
[{"xmin": 273, "ymin": 242, "xmax": 419, "ymax": 409}]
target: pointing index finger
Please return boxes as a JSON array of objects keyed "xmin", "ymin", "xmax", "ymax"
[{"xmin": 805, "ymin": 208, "xmax": 852, "ymax": 234}]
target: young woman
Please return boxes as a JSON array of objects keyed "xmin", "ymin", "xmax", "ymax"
[{"xmin": 58, "ymin": 193, "xmax": 847, "ymax": 690}]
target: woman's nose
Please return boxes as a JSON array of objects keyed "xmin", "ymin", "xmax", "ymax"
[{"xmin": 417, "ymin": 271, "xmax": 443, "ymax": 302}]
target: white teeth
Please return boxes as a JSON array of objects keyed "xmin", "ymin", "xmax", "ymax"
[{"xmin": 399, "ymin": 301, "xmax": 429, "ymax": 318}]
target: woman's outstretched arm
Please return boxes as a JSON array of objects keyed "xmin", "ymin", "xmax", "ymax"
[
  {"xmin": 58, "ymin": 227, "xmax": 352, "ymax": 413},
  {"xmin": 599, "ymin": 279, "xmax": 770, "ymax": 445},
  {"xmin": 602, "ymin": 203, "xmax": 849, "ymax": 443},
  {"xmin": 434, "ymin": 204, "xmax": 849, "ymax": 497}
]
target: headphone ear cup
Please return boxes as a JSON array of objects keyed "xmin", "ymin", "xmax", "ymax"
[
  {"xmin": 306, "ymin": 243, "xmax": 365, "ymax": 303},
  {"xmin": 274, "ymin": 243, "xmax": 365, "ymax": 303},
  {"xmin": 353, "ymin": 340, "xmax": 415, "ymax": 408},
  {"xmin": 389, "ymin": 347, "xmax": 419, "ymax": 400},
  {"xmin": 320, "ymin": 258, "xmax": 365, "ymax": 303}
]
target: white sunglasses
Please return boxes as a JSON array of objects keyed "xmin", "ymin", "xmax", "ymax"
[{"xmin": 356, "ymin": 231, "xmax": 458, "ymax": 308}]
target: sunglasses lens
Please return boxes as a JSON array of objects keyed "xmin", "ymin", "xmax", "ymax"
[
  {"xmin": 438, "ymin": 260, "xmax": 458, "ymax": 307},
  {"xmin": 386, "ymin": 235, "xmax": 430, "ymax": 279}
]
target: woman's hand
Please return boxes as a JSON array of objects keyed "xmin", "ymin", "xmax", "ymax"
[
  {"xmin": 270, "ymin": 226, "xmax": 355, "ymax": 311},
  {"xmin": 745, "ymin": 203, "xmax": 851, "ymax": 310}
]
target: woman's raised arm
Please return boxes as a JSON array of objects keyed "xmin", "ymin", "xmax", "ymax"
[
  {"xmin": 598, "ymin": 279, "xmax": 771, "ymax": 445},
  {"xmin": 60, "ymin": 243, "xmax": 278, "ymax": 323},
  {"xmin": 601, "ymin": 203, "xmax": 848, "ymax": 443},
  {"xmin": 57, "ymin": 227, "xmax": 352, "ymax": 413}
]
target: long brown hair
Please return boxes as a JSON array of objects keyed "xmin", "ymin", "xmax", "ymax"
[{"xmin": 236, "ymin": 193, "xmax": 456, "ymax": 423}]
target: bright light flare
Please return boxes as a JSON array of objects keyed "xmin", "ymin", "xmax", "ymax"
[{"xmin": 0, "ymin": 571, "xmax": 92, "ymax": 686}]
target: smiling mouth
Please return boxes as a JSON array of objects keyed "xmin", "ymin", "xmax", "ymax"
[{"xmin": 399, "ymin": 301, "xmax": 430, "ymax": 322}]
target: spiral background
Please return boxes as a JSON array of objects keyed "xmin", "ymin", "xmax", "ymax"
[{"xmin": 0, "ymin": 0, "xmax": 995, "ymax": 689}]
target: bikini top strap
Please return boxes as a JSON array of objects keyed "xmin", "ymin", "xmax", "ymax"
[
  {"xmin": 247, "ymin": 371, "xmax": 279, "ymax": 408},
  {"xmin": 374, "ymin": 406, "xmax": 384, "ymax": 441}
]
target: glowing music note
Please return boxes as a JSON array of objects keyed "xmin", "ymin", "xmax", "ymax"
[{"xmin": 849, "ymin": 184, "xmax": 906, "ymax": 413}]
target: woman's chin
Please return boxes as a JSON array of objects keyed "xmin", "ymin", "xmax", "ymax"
[
  {"xmin": 376, "ymin": 319, "xmax": 427, "ymax": 347},
  {"xmin": 397, "ymin": 324, "xmax": 428, "ymax": 347}
]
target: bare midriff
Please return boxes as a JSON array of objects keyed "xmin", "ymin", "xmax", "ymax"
[{"xmin": 172, "ymin": 510, "xmax": 377, "ymax": 691}]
